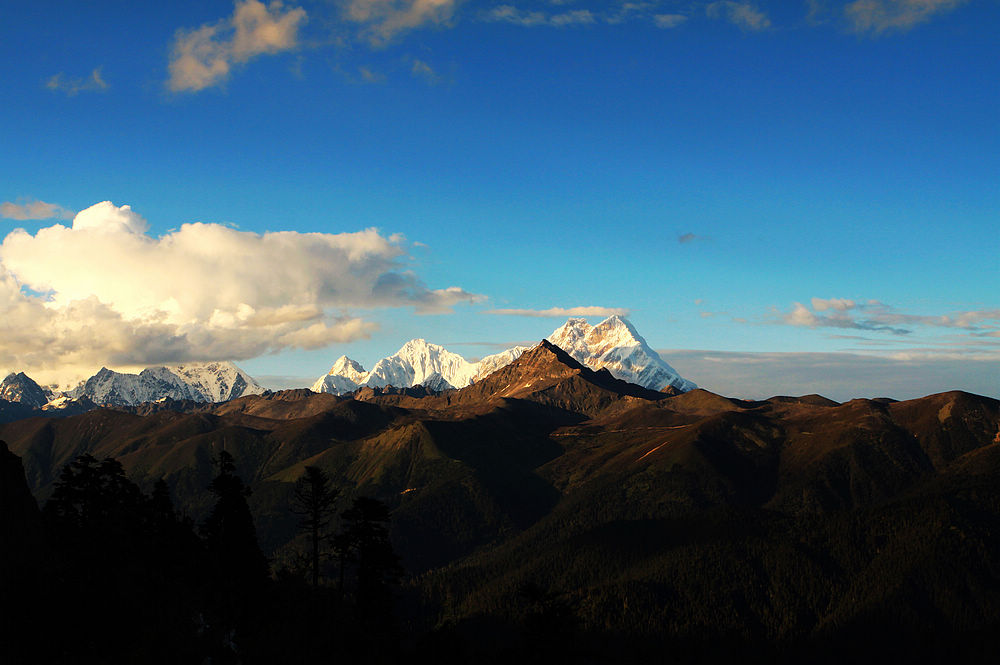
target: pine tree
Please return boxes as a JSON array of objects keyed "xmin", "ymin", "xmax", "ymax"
[
  {"xmin": 202, "ymin": 450, "xmax": 268, "ymax": 587},
  {"xmin": 291, "ymin": 466, "xmax": 340, "ymax": 587}
]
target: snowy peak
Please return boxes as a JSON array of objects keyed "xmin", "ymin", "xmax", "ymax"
[
  {"xmin": 312, "ymin": 355, "xmax": 367, "ymax": 394},
  {"xmin": 165, "ymin": 361, "xmax": 265, "ymax": 403},
  {"xmin": 364, "ymin": 339, "xmax": 475, "ymax": 390},
  {"xmin": 0, "ymin": 372, "xmax": 50, "ymax": 408},
  {"xmin": 74, "ymin": 361, "xmax": 265, "ymax": 407},
  {"xmin": 470, "ymin": 346, "xmax": 532, "ymax": 384},
  {"xmin": 312, "ymin": 316, "xmax": 694, "ymax": 395},
  {"xmin": 313, "ymin": 340, "xmax": 532, "ymax": 395},
  {"xmin": 328, "ymin": 356, "xmax": 367, "ymax": 382},
  {"xmin": 547, "ymin": 315, "xmax": 695, "ymax": 392}
]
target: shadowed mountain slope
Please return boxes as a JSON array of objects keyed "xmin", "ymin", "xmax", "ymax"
[{"xmin": 3, "ymin": 349, "xmax": 1000, "ymax": 661}]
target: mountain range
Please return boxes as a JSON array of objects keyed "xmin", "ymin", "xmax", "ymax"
[
  {"xmin": 3, "ymin": 336, "xmax": 1000, "ymax": 661},
  {"xmin": 311, "ymin": 315, "xmax": 694, "ymax": 395},
  {"xmin": 0, "ymin": 317, "xmax": 694, "ymax": 413}
]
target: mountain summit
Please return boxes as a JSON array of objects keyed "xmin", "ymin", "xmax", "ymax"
[
  {"xmin": 0, "ymin": 372, "xmax": 50, "ymax": 408},
  {"xmin": 72, "ymin": 361, "xmax": 265, "ymax": 407},
  {"xmin": 311, "ymin": 341, "xmax": 533, "ymax": 395},
  {"xmin": 547, "ymin": 315, "xmax": 696, "ymax": 392},
  {"xmin": 313, "ymin": 315, "xmax": 694, "ymax": 395}
]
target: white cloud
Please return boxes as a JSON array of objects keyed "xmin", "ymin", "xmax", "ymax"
[
  {"xmin": 550, "ymin": 9, "xmax": 596, "ymax": 26},
  {"xmin": 706, "ymin": 1, "xmax": 771, "ymax": 30},
  {"xmin": 0, "ymin": 201, "xmax": 481, "ymax": 382},
  {"xmin": 654, "ymin": 13, "xmax": 687, "ymax": 28},
  {"xmin": 662, "ymin": 348, "xmax": 1000, "ymax": 402},
  {"xmin": 1, "ymin": 199, "xmax": 75, "ymax": 221},
  {"xmin": 411, "ymin": 59, "xmax": 442, "ymax": 82},
  {"xmin": 845, "ymin": 0, "xmax": 967, "ymax": 34},
  {"xmin": 168, "ymin": 0, "xmax": 307, "ymax": 92},
  {"xmin": 46, "ymin": 68, "xmax": 109, "ymax": 96},
  {"xmin": 779, "ymin": 298, "xmax": 1000, "ymax": 336},
  {"xmin": 485, "ymin": 306, "xmax": 631, "ymax": 318},
  {"xmin": 344, "ymin": 0, "xmax": 458, "ymax": 44},
  {"xmin": 485, "ymin": 4, "xmax": 596, "ymax": 27},
  {"xmin": 811, "ymin": 297, "xmax": 855, "ymax": 312}
]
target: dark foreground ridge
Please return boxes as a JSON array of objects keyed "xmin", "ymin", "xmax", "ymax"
[{"xmin": 3, "ymin": 344, "xmax": 1000, "ymax": 663}]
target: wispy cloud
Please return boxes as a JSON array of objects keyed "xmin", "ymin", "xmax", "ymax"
[
  {"xmin": 46, "ymin": 68, "xmax": 109, "ymax": 96},
  {"xmin": 0, "ymin": 201, "xmax": 481, "ymax": 380},
  {"xmin": 779, "ymin": 298, "xmax": 1000, "ymax": 336},
  {"xmin": 344, "ymin": 0, "xmax": 458, "ymax": 44},
  {"xmin": 845, "ymin": 0, "xmax": 968, "ymax": 34},
  {"xmin": 359, "ymin": 65, "xmax": 386, "ymax": 82},
  {"xmin": 1, "ymin": 199, "xmax": 75, "ymax": 221},
  {"xmin": 485, "ymin": 5, "xmax": 596, "ymax": 27},
  {"xmin": 411, "ymin": 58, "xmax": 442, "ymax": 82},
  {"xmin": 706, "ymin": 1, "xmax": 771, "ymax": 30},
  {"xmin": 661, "ymin": 348, "xmax": 1000, "ymax": 402},
  {"xmin": 654, "ymin": 13, "xmax": 688, "ymax": 28},
  {"xmin": 168, "ymin": 0, "xmax": 307, "ymax": 92},
  {"xmin": 485, "ymin": 306, "xmax": 630, "ymax": 318}
]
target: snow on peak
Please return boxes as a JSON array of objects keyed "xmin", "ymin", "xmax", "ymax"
[
  {"xmin": 547, "ymin": 315, "xmax": 695, "ymax": 392},
  {"xmin": 364, "ymin": 339, "xmax": 474, "ymax": 389},
  {"xmin": 313, "ymin": 340, "xmax": 532, "ymax": 395},
  {"xmin": 0, "ymin": 371, "xmax": 50, "ymax": 408},
  {"xmin": 312, "ymin": 315, "xmax": 695, "ymax": 395},
  {"xmin": 73, "ymin": 361, "xmax": 265, "ymax": 407},
  {"xmin": 329, "ymin": 356, "xmax": 367, "ymax": 381}
]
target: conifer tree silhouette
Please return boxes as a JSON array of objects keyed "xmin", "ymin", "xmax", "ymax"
[
  {"xmin": 202, "ymin": 450, "xmax": 268, "ymax": 587},
  {"xmin": 291, "ymin": 466, "xmax": 340, "ymax": 587},
  {"xmin": 338, "ymin": 497, "xmax": 402, "ymax": 620}
]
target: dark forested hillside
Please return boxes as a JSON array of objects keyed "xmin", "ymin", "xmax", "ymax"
[{"xmin": 3, "ymin": 343, "xmax": 1000, "ymax": 662}]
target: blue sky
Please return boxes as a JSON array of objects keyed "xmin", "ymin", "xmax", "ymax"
[{"xmin": 1, "ymin": 0, "xmax": 997, "ymax": 400}]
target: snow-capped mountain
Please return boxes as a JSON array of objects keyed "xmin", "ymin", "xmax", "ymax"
[
  {"xmin": 364, "ymin": 339, "xmax": 474, "ymax": 390},
  {"xmin": 312, "ymin": 341, "xmax": 533, "ymax": 395},
  {"xmin": 311, "ymin": 315, "xmax": 693, "ymax": 395},
  {"xmin": 72, "ymin": 361, "xmax": 265, "ymax": 407},
  {"xmin": 311, "ymin": 356, "xmax": 368, "ymax": 394},
  {"xmin": 0, "ymin": 372, "xmax": 51, "ymax": 408},
  {"xmin": 547, "ymin": 316, "xmax": 696, "ymax": 392}
]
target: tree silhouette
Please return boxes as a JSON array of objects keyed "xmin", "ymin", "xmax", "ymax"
[
  {"xmin": 291, "ymin": 466, "xmax": 340, "ymax": 587},
  {"xmin": 41, "ymin": 455, "xmax": 205, "ymax": 662},
  {"xmin": 201, "ymin": 450, "xmax": 268, "ymax": 663},
  {"xmin": 338, "ymin": 497, "xmax": 402, "ymax": 616},
  {"xmin": 202, "ymin": 450, "xmax": 268, "ymax": 586},
  {"xmin": 44, "ymin": 454, "xmax": 144, "ymax": 539}
]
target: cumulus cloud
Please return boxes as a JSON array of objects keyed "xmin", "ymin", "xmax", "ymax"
[
  {"xmin": 343, "ymin": 0, "xmax": 458, "ymax": 44},
  {"xmin": 46, "ymin": 68, "xmax": 109, "ymax": 96},
  {"xmin": 845, "ymin": 0, "xmax": 967, "ymax": 34},
  {"xmin": 0, "ymin": 201, "xmax": 481, "ymax": 381},
  {"xmin": 168, "ymin": 0, "xmax": 307, "ymax": 92},
  {"xmin": 706, "ymin": 1, "xmax": 771, "ymax": 30},
  {"xmin": 1, "ymin": 199, "xmax": 75, "ymax": 221},
  {"xmin": 485, "ymin": 306, "xmax": 631, "ymax": 318},
  {"xmin": 780, "ymin": 298, "xmax": 1000, "ymax": 336}
]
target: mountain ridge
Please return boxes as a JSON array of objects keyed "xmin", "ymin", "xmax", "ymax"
[{"xmin": 312, "ymin": 315, "xmax": 694, "ymax": 395}]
